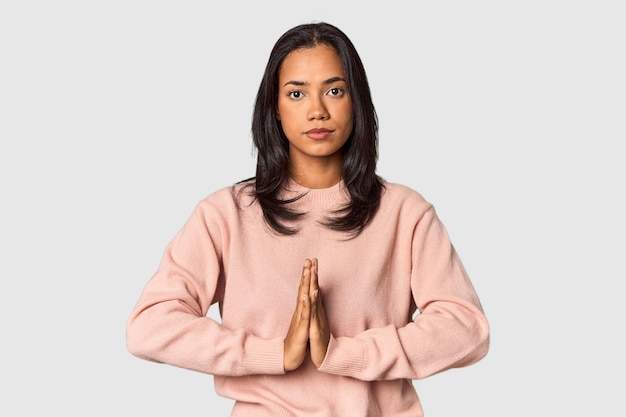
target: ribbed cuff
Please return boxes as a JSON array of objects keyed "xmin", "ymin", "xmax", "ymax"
[
  {"xmin": 317, "ymin": 334, "xmax": 364, "ymax": 378},
  {"xmin": 243, "ymin": 335, "xmax": 286, "ymax": 375}
]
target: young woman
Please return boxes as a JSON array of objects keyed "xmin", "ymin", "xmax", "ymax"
[{"xmin": 127, "ymin": 21, "xmax": 490, "ymax": 416}]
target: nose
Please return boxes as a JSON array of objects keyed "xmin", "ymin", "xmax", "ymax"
[{"xmin": 307, "ymin": 96, "xmax": 329, "ymax": 120}]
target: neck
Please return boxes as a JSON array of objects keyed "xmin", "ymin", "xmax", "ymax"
[
  {"xmin": 289, "ymin": 163, "xmax": 342, "ymax": 189},
  {"xmin": 288, "ymin": 153, "xmax": 342, "ymax": 189}
]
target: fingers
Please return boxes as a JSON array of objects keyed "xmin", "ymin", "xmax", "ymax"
[
  {"xmin": 310, "ymin": 258, "xmax": 322, "ymax": 322},
  {"xmin": 309, "ymin": 258, "xmax": 319, "ymax": 300},
  {"xmin": 309, "ymin": 258, "xmax": 323, "ymax": 324},
  {"xmin": 299, "ymin": 258, "xmax": 312, "ymax": 300},
  {"xmin": 283, "ymin": 259, "xmax": 313, "ymax": 372},
  {"xmin": 308, "ymin": 258, "xmax": 330, "ymax": 368},
  {"xmin": 293, "ymin": 259, "xmax": 312, "ymax": 322},
  {"xmin": 285, "ymin": 258, "xmax": 330, "ymax": 371}
]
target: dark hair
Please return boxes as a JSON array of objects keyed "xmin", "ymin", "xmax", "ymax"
[{"xmin": 244, "ymin": 21, "xmax": 383, "ymax": 237}]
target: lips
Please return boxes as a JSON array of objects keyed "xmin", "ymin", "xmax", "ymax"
[{"xmin": 305, "ymin": 128, "xmax": 333, "ymax": 140}]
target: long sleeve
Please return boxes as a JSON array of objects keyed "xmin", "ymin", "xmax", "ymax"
[
  {"xmin": 318, "ymin": 204, "xmax": 490, "ymax": 381},
  {"xmin": 126, "ymin": 196, "xmax": 286, "ymax": 377},
  {"xmin": 127, "ymin": 181, "xmax": 488, "ymax": 416}
]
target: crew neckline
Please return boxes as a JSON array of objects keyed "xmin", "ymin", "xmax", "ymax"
[{"xmin": 281, "ymin": 178, "xmax": 349, "ymax": 206}]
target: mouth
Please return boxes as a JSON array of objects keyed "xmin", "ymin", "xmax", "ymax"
[{"xmin": 305, "ymin": 128, "xmax": 333, "ymax": 140}]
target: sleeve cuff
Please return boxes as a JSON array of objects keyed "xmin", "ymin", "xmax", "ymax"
[
  {"xmin": 242, "ymin": 335, "xmax": 286, "ymax": 375},
  {"xmin": 317, "ymin": 334, "xmax": 364, "ymax": 378}
]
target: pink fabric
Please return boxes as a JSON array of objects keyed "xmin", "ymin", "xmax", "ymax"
[{"xmin": 127, "ymin": 179, "xmax": 489, "ymax": 416}]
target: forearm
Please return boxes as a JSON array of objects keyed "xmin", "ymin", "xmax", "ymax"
[
  {"xmin": 317, "ymin": 299, "xmax": 489, "ymax": 381},
  {"xmin": 127, "ymin": 295, "xmax": 286, "ymax": 376}
]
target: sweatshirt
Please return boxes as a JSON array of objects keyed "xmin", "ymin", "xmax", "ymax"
[{"xmin": 126, "ymin": 179, "xmax": 490, "ymax": 417}]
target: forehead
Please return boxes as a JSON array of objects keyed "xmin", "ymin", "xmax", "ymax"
[{"xmin": 279, "ymin": 45, "xmax": 345, "ymax": 81}]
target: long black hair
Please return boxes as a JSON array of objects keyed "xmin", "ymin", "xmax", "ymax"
[{"xmin": 244, "ymin": 22, "xmax": 383, "ymax": 237}]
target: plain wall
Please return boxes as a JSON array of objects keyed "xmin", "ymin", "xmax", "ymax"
[{"xmin": 1, "ymin": 1, "xmax": 624, "ymax": 415}]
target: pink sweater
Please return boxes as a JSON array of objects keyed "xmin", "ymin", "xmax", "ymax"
[{"xmin": 127, "ymin": 179, "xmax": 489, "ymax": 417}]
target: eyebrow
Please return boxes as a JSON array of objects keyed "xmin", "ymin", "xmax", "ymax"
[{"xmin": 282, "ymin": 76, "xmax": 346, "ymax": 87}]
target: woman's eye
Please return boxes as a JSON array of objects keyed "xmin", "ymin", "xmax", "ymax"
[
  {"xmin": 328, "ymin": 87, "xmax": 344, "ymax": 96},
  {"xmin": 288, "ymin": 91, "xmax": 302, "ymax": 99}
]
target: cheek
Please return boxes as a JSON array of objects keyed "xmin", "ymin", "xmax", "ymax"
[
  {"xmin": 277, "ymin": 100, "xmax": 297, "ymax": 123},
  {"xmin": 340, "ymin": 102, "xmax": 354, "ymax": 127},
  {"xmin": 277, "ymin": 110, "xmax": 299, "ymax": 140},
  {"xmin": 343, "ymin": 111, "xmax": 355, "ymax": 132},
  {"xmin": 278, "ymin": 110, "xmax": 296, "ymax": 131}
]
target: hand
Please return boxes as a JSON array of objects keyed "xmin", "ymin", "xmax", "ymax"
[
  {"xmin": 283, "ymin": 259, "xmax": 313, "ymax": 371},
  {"xmin": 308, "ymin": 258, "xmax": 330, "ymax": 368}
]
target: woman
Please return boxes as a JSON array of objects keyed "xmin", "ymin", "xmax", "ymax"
[{"xmin": 127, "ymin": 21, "xmax": 490, "ymax": 416}]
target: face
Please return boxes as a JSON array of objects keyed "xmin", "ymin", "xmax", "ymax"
[{"xmin": 277, "ymin": 45, "xmax": 353, "ymax": 169}]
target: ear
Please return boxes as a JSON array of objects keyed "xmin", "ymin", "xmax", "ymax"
[{"xmin": 276, "ymin": 111, "xmax": 281, "ymax": 121}]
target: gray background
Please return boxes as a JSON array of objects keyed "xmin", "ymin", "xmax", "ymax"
[{"xmin": 1, "ymin": 1, "xmax": 624, "ymax": 415}]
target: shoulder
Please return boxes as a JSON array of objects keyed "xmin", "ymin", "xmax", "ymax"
[
  {"xmin": 195, "ymin": 179, "xmax": 258, "ymax": 218},
  {"xmin": 380, "ymin": 181, "xmax": 432, "ymax": 211}
]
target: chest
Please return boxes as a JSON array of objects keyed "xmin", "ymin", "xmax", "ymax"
[{"xmin": 218, "ymin": 220, "xmax": 414, "ymax": 337}]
